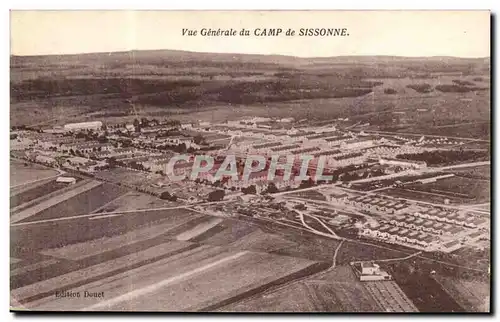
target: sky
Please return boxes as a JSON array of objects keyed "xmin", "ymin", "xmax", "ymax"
[{"xmin": 10, "ymin": 10, "xmax": 491, "ymax": 57}]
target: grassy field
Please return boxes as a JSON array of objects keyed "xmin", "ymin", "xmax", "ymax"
[
  {"xmin": 447, "ymin": 165, "xmax": 491, "ymax": 180},
  {"xmin": 19, "ymin": 244, "xmax": 323, "ymax": 311},
  {"xmin": 10, "ymin": 179, "xmax": 82, "ymax": 209},
  {"xmin": 405, "ymin": 176, "xmax": 490, "ymax": 204},
  {"xmin": 91, "ymin": 191, "xmax": 175, "ymax": 213},
  {"xmin": 335, "ymin": 240, "xmax": 410, "ymax": 266},
  {"xmin": 432, "ymin": 275, "xmax": 490, "ymax": 312},
  {"xmin": 382, "ymin": 187, "xmax": 467, "ymax": 204},
  {"xmin": 363, "ymin": 281, "xmax": 419, "ymax": 312},
  {"xmin": 38, "ymin": 212, "xmax": 203, "ymax": 261},
  {"xmin": 17, "ymin": 182, "xmax": 127, "ymax": 223},
  {"xmin": 95, "ymin": 168, "xmax": 160, "ymax": 190},
  {"xmin": 222, "ymin": 265, "xmax": 385, "ymax": 312},
  {"xmin": 10, "ymin": 185, "xmax": 488, "ymax": 312},
  {"xmin": 386, "ymin": 262, "xmax": 465, "ymax": 312},
  {"xmin": 10, "ymin": 161, "xmax": 59, "ymax": 188}
]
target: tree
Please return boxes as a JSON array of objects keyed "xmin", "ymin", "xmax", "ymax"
[
  {"xmin": 266, "ymin": 182, "xmax": 279, "ymax": 194},
  {"xmin": 208, "ymin": 189, "xmax": 225, "ymax": 201},
  {"xmin": 75, "ymin": 132, "xmax": 86, "ymax": 139},
  {"xmin": 140, "ymin": 118, "xmax": 150, "ymax": 127},
  {"xmin": 108, "ymin": 157, "xmax": 118, "ymax": 168},
  {"xmin": 294, "ymin": 204, "xmax": 307, "ymax": 211},
  {"xmin": 299, "ymin": 178, "xmax": 315, "ymax": 189},
  {"xmin": 160, "ymin": 191, "xmax": 177, "ymax": 201},
  {"xmin": 193, "ymin": 134, "xmax": 206, "ymax": 145},
  {"xmin": 242, "ymin": 185, "xmax": 257, "ymax": 195}
]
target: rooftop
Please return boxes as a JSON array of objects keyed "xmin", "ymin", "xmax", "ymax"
[{"xmin": 361, "ymin": 262, "xmax": 378, "ymax": 268}]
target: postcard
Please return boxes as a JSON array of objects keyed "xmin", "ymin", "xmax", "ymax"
[{"xmin": 10, "ymin": 10, "xmax": 490, "ymax": 313}]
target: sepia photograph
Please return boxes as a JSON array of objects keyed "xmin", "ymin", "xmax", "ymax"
[{"xmin": 9, "ymin": 10, "xmax": 491, "ymax": 313}]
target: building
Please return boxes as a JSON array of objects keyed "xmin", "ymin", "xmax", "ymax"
[
  {"xmin": 56, "ymin": 176, "xmax": 77, "ymax": 185},
  {"xmin": 10, "ymin": 137, "xmax": 34, "ymax": 150},
  {"xmin": 417, "ymin": 174, "xmax": 455, "ymax": 184},
  {"xmin": 351, "ymin": 262, "xmax": 392, "ymax": 281},
  {"xmin": 64, "ymin": 156, "xmax": 103, "ymax": 173},
  {"xmin": 379, "ymin": 158, "xmax": 427, "ymax": 169},
  {"xmin": 341, "ymin": 139, "xmax": 374, "ymax": 150},
  {"xmin": 326, "ymin": 191, "xmax": 349, "ymax": 202},
  {"xmin": 64, "ymin": 121, "xmax": 103, "ymax": 131},
  {"xmin": 361, "ymin": 262, "xmax": 379, "ymax": 275},
  {"xmin": 34, "ymin": 154, "xmax": 57, "ymax": 166}
]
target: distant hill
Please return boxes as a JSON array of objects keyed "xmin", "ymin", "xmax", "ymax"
[
  {"xmin": 11, "ymin": 49, "xmax": 490, "ymax": 68},
  {"xmin": 10, "ymin": 49, "xmax": 490, "ymax": 129}
]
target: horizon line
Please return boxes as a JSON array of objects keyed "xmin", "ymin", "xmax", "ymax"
[{"xmin": 10, "ymin": 48, "xmax": 491, "ymax": 60}]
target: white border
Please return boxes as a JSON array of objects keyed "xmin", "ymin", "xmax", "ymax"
[{"xmin": 1, "ymin": 1, "xmax": 496, "ymax": 322}]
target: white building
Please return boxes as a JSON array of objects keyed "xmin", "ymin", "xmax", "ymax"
[
  {"xmin": 352, "ymin": 262, "xmax": 393, "ymax": 281},
  {"xmin": 379, "ymin": 158, "xmax": 427, "ymax": 169},
  {"xmin": 341, "ymin": 139, "xmax": 374, "ymax": 150},
  {"xmin": 64, "ymin": 121, "xmax": 103, "ymax": 131},
  {"xmin": 56, "ymin": 177, "xmax": 77, "ymax": 185}
]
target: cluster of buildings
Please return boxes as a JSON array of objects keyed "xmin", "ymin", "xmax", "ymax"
[
  {"xmin": 202, "ymin": 120, "xmax": 436, "ymax": 182},
  {"xmin": 25, "ymin": 151, "xmax": 58, "ymax": 167},
  {"xmin": 359, "ymin": 206, "xmax": 487, "ymax": 251},
  {"xmin": 360, "ymin": 224, "xmax": 439, "ymax": 249},
  {"xmin": 385, "ymin": 214, "xmax": 462, "ymax": 235},
  {"xmin": 342, "ymin": 195, "xmax": 410, "ymax": 214},
  {"xmin": 63, "ymin": 156, "xmax": 107, "ymax": 173},
  {"xmin": 363, "ymin": 144, "xmax": 429, "ymax": 160},
  {"xmin": 414, "ymin": 208, "xmax": 486, "ymax": 228},
  {"xmin": 378, "ymin": 158, "xmax": 427, "ymax": 169},
  {"xmin": 62, "ymin": 142, "xmax": 113, "ymax": 154}
]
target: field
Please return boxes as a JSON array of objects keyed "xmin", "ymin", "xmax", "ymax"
[
  {"xmin": 10, "ymin": 171, "xmax": 489, "ymax": 312},
  {"xmin": 11, "ymin": 171, "xmax": 345, "ymax": 312},
  {"xmin": 221, "ymin": 265, "xmax": 417, "ymax": 312},
  {"xmin": 363, "ymin": 281, "xmax": 419, "ymax": 312},
  {"xmin": 432, "ymin": 275, "xmax": 490, "ymax": 312},
  {"xmin": 95, "ymin": 168, "xmax": 161, "ymax": 191},
  {"xmin": 335, "ymin": 240, "xmax": 410, "ymax": 266},
  {"xmin": 405, "ymin": 176, "xmax": 490, "ymax": 204},
  {"xmin": 10, "ymin": 178, "xmax": 83, "ymax": 209},
  {"xmin": 25, "ymin": 249, "xmax": 323, "ymax": 311},
  {"xmin": 92, "ymin": 191, "xmax": 175, "ymax": 213},
  {"xmin": 386, "ymin": 262, "xmax": 465, "ymax": 312},
  {"xmin": 10, "ymin": 160, "xmax": 60, "ymax": 188},
  {"xmin": 381, "ymin": 187, "xmax": 459, "ymax": 204},
  {"xmin": 14, "ymin": 182, "xmax": 127, "ymax": 224},
  {"xmin": 447, "ymin": 165, "xmax": 491, "ymax": 180},
  {"xmin": 38, "ymin": 213, "xmax": 204, "ymax": 261},
  {"xmin": 12, "ymin": 207, "xmax": 329, "ymax": 311}
]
